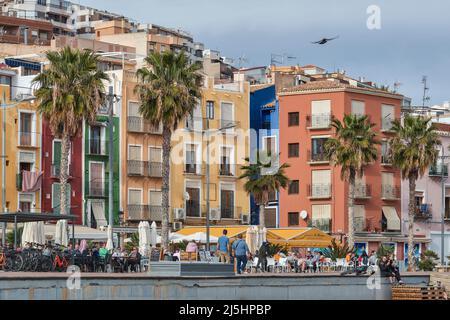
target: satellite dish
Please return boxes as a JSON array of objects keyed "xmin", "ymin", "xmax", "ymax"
[
  {"xmin": 184, "ymin": 192, "xmax": 190, "ymax": 201},
  {"xmin": 300, "ymin": 210, "xmax": 308, "ymax": 220}
]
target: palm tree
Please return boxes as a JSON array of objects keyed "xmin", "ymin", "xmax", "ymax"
[
  {"xmin": 239, "ymin": 153, "xmax": 289, "ymax": 229},
  {"xmin": 324, "ymin": 114, "xmax": 379, "ymax": 248},
  {"xmin": 389, "ymin": 115, "xmax": 440, "ymax": 271},
  {"xmin": 135, "ymin": 51, "xmax": 202, "ymax": 250},
  {"xmin": 33, "ymin": 47, "xmax": 108, "ymax": 216}
]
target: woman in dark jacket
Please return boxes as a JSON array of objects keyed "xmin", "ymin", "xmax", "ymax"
[{"xmin": 256, "ymin": 242, "xmax": 269, "ymax": 272}]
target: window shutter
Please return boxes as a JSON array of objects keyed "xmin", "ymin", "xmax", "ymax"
[
  {"xmin": 381, "ymin": 104, "xmax": 394, "ymax": 120},
  {"xmin": 128, "ymin": 145, "xmax": 142, "ymax": 160},
  {"xmin": 312, "ymin": 170, "xmax": 331, "ymax": 185},
  {"xmin": 312, "ymin": 204, "xmax": 331, "ymax": 220},
  {"xmin": 128, "ymin": 102, "xmax": 140, "ymax": 117},
  {"xmin": 149, "ymin": 147, "xmax": 162, "ymax": 162},
  {"xmin": 128, "ymin": 189, "xmax": 142, "ymax": 205},
  {"xmin": 351, "ymin": 100, "xmax": 365, "ymax": 115},
  {"xmin": 311, "ymin": 100, "xmax": 331, "ymax": 115},
  {"xmin": 149, "ymin": 190, "xmax": 162, "ymax": 206}
]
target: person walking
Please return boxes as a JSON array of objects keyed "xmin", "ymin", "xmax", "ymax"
[
  {"xmin": 232, "ymin": 234, "xmax": 250, "ymax": 275},
  {"xmin": 256, "ymin": 241, "xmax": 269, "ymax": 272},
  {"xmin": 217, "ymin": 229, "xmax": 230, "ymax": 263}
]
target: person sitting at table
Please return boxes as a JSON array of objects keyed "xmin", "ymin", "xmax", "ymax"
[
  {"xmin": 127, "ymin": 247, "xmax": 141, "ymax": 272},
  {"xmin": 296, "ymin": 253, "xmax": 307, "ymax": 273},
  {"xmin": 186, "ymin": 241, "xmax": 198, "ymax": 262},
  {"xmin": 99, "ymin": 242, "xmax": 109, "ymax": 258},
  {"xmin": 173, "ymin": 249, "xmax": 181, "ymax": 261}
]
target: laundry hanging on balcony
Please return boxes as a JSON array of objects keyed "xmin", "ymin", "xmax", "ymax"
[{"xmin": 21, "ymin": 171, "xmax": 43, "ymax": 192}]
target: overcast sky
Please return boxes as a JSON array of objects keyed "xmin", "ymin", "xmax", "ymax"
[{"xmin": 78, "ymin": 0, "xmax": 450, "ymax": 106}]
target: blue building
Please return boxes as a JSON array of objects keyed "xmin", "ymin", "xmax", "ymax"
[{"xmin": 249, "ymin": 84, "xmax": 279, "ymax": 227}]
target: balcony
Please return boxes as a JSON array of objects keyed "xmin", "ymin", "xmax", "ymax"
[
  {"xmin": 381, "ymin": 153, "xmax": 392, "ymax": 166},
  {"xmin": 127, "ymin": 160, "xmax": 163, "ymax": 178},
  {"xmin": 306, "ymin": 114, "xmax": 332, "ymax": 130},
  {"xmin": 220, "ymin": 206, "xmax": 242, "ymax": 219},
  {"xmin": 219, "ymin": 164, "xmax": 236, "ymax": 177},
  {"xmin": 18, "ymin": 132, "xmax": 40, "ymax": 148},
  {"xmin": 415, "ymin": 204, "xmax": 432, "ymax": 220},
  {"xmin": 381, "ymin": 185, "xmax": 400, "ymax": 200},
  {"xmin": 88, "ymin": 180, "xmax": 105, "ymax": 197},
  {"xmin": 87, "ymin": 139, "xmax": 108, "ymax": 156},
  {"xmin": 308, "ymin": 184, "xmax": 332, "ymax": 199},
  {"xmin": 429, "ymin": 164, "xmax": 448, "ymax": 177},
  {"xmin": 50, "ymin": 164, "xmax": 71, "ymax": 178},
  {"xmin": 353, "ymin": 184, "xmax": 371, "ymax": 199},
  {"xmin": 308, "ymin": 218, "xmax": 332, "ymax": 233},
  {"xmin": 127, "ymin": 116, "xmax": 162, "ymax": 134},
  {"xmin": 354, "ymin": 217, "xmax": 368, "ymax": 233},
  {"xmin": 127, "ymin": 204, "xmax": 162, "ymax": 222},
  {"xmin": 184, "ymin": 163, "xmax": 202, "ymax": 175},
  {"xmin": 381, "ymin": 118, "xmax": 395, "ymax": 132},
  {"xmin": 307, "ymin": 150, "xmax": 329, "ymax": 164},
  {"xmin": 261, "ymin": 121, "xmax": 271, "ymax": 130}
]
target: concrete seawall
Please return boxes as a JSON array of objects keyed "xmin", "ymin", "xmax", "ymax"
[{"xmin": 0, "ymin": 272, "xmax": 430, "ymax": 300}]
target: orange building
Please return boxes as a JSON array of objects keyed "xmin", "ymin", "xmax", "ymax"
[{"xmin": 278, "ymin": 79, "xmax": 407, "ymax": 255}]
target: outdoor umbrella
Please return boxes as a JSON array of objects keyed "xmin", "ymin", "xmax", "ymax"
[
  {"xmin": 138, "ymin": 221, "xmax": 150, "ymax": 256},
  {"xmin": 179, "ymin": 232, "xmax": 219, "ymax": 243},
  {"xmin": 246, "ymin": 226, "xmax": 257, "ymax": 254},
  {"xmin": 21, "ymin": 222, "xmax": 31, "ymax": 247},
  {"xmin": 106, "ymin": 225, "xmax": 113, "ymax": 250},
  {"xmin": 256, "ymin": 227, "xmax": 267, "ymax": 250},
  {"xmin": 37, "ymin": 221, "xmax": 45, "ymax": 245},
  {"xmin": 55, "ymin": 220, "xmax": 68, "ymax": 246},
  {"xmin": 150, "ymin": 221, "xmax": 157, "ymax": 248},
  {"xmin": 156, "ymin": 232, "xmax": 184, "ymax": 244}
]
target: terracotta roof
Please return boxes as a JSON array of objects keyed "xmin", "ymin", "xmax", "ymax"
[
  {"xmin": 279, "ymin": 79, "xmax": 403, "ymax": 98},
  {"xmin": 433, "ymin": 122, "xmax": 450, "ymax": 132},
  {"xmin": 250, "ymin": 83, "xmax": 274, "ymax": 92}
]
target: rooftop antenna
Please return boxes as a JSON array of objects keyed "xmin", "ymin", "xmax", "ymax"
[
  {"xmin": 237, "ymin": 54, "xmax": 249, "ymax": 69},
  {"xmin": 393, "ymin": 81, "xmax": 402, "ymax": 93},
  {"xmin": 270, "ymin": 53, "xmax": 283, "ymax": 67},
  {"xmin": 422, "ymin": 76, "xmax": 430, "ymax": 108}
]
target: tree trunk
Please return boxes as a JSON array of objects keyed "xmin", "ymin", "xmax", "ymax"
[
  {"xmin": 407, "ymin": 174, "xmax": 417, "ymax": 271},
  {"xmin": 347, "ymin": 173, "xmax": 356, "ymax": 248},
  {"xmin": 259, "ymin": 204, "xmax": 265, "ymax": 229},
  {"xmin": 161, "ymin": 126, "xmax": 171, "ymax": 251},
  {"xmin": 59, "ymin": 133, "xmax": 70, "ymax": 216}
]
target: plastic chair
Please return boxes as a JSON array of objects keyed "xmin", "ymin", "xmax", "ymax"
[
  {"xmin": 278, "ymin": 257, "xmax": 289, "ymax": 273},
  {"xmin": 266, "ymin": 257, "xmax": 275, "ymax": 272}
]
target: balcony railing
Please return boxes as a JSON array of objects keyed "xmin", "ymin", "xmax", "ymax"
[
  {"xmin": 306, "ymin": 114, "xmax": 332, "ymax": 129},
  {"xmin": 381, "ymin": 185, "xmax": 400, "ymax": 200},
  {"xmin": 261, "ymin": 121, "xmax": 271, "ymax": 130},
  {"xmin": 308, "ymin": 218, "xmax": 332, "ymax": 232},
  {"xmin": 353, "ymin": 184, "xmax": 371, "ymax": 199},
  {"xmin": 88, "ymin": 180, "xmax": 105, "ymax": 197},
  {"xmin": 354, "ymin": 217, "xmax": 367, "ymax": 233},
  {"xmin": 127, "ymin": 160, "xmax": 163, "ymax": 177},
  {"xmin": 429, "ymin": 164, "xmax": 448, "ymax": 177},
  {"xmin": 381, "ymin": 153, "xmax": 391, "ymax": 165},
  {"xmin": 308, "ymin": 184, "xmax": 332, "ymax": 199},
  {"xmin": 307, "ymin": 150, "xmax": 329, "ymax": 163},
  {"xmin": 381, "ymin": 118, "xmax": 394, "ymax": 132},
  {"xmin": 219, "ymin": 164, "xmax": 236, "ymax": 176},
  {"xmin": 51, "ymin": 164, "xmax": 71, "ymax": 177},
  {"xmin": 87, "ymin": 139, "xmax": 108, "ymax": 156},
  {"xmin": 186, "ymin": 200, "xmax": 201, "ymax": 217},
  {"xmin": 127, "ymin": 116, "xmax": 162, "ymax": 134},
  {"xmin": 18, "ymin": 132, "xmax": 39, "ymax": 148},
  {"xmin": 127, "ymin": 205, "xmax": 163, "ymax": 221},
  {"xmin": 184, "ymin": 163, "xmax": 202, "ymax": 175},
  {"xmin": 415, "ymin": 204, "xmax": 432, "ymax": 220}
]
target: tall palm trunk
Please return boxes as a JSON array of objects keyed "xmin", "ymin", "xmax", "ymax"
[
  {"xmin": 161, "ymin": 126, "xmax": 171, "ymax": 251},
  {"xmin": 347, "ymin": 173, "xmax": 356, "ymax": 248},
  {"xmin": 59, "ymin": 133, "xmax": 71, "ymax": 215},
  {"xmin": 259, "ymin": 204, "xmax": 265, "ymax": 229},
  {"xmin": 407, "ymin": 174, "xmax": 417, "ymax": 271}
]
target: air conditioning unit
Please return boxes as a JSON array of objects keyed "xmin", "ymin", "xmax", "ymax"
[
  {"xmin": 173, "ymin": 208, "xmax": 186, "ymax": 221},
  {"xmin": 241, "ymin": 214, "xmax": 250, "ymax": 225},
  {"xmin": 173, "ymin": 221, "xmax": 183, "ymax": 231},
  {"xmin": 210, "ymin": 208, "xmax": 221, "ymax": 221}
]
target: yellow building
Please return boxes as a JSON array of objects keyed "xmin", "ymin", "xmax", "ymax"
[
  {"xmin": 170, "ymin": 77, "xmax": 251, "ymax": 229},
  {"xmin": 120, "ymin": 69, "xmax": 163, "ymax": 225},
  {"xmin": 0, "ymin": 66, "xmax": 42, "ymax": 215}
]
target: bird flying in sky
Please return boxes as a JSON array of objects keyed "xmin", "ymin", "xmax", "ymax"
[{"xmin": 311, "ymin": 36, "xmax": 339, "ymax": 45}]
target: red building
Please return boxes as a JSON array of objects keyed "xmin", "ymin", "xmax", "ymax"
[
  {"xmin": 278, "ymin": 78, "xmax": 408, "ymax": 257},
  {"xmin": 41, "ymin": 119, "xmax": 83, "ymax": 224}
]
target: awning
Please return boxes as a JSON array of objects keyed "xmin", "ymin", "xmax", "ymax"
[
  {"xmin": 44, "ymin": 224, "xmax": 109, "ymax": 240},
  {"xmin": 382, "ymin": 206, "xmax": 401, "ymax": 231},
  {"xmin": 4, "ymin": 58, "xmax": 41, "ymax": 71},
  {"xmin": 91, "ymin": 201, "xmax": 107, "ymax": 227},
  {"xmin": 0, "ymin": 212, "xmax": 77, "ymax": 223},
  {"xmin": 176, "ymin": 226, "xmax": 249, "ymax": 238},
  {"xmin": 268, "ymin": 228, "xmax": 333, "ymax": 248}
]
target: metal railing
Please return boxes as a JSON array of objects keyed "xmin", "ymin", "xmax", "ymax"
[
  {"xmin": 381, "ymin": 153, "xmax": 391, "ymax": 165},
  {"xmin": 415, "ymin": 204, "xmax": 432, "ymax": 220},
  {"xmin": 307, "ymin": 114, "xmax": 332, "ymax": 129},
  {"xmin": 88, "ymin": 180, "xmax": 105, "ymax": 197},
  {"xmin": 307, "ymin": 150, "xmax": 329, "ymax": 162},
  {"xmin": 87, "ymin": 139, "xmax": 108, "ymax": 156},
  {"xmin": 219, "ymin": 164, "xmax": 236, "ymax": 176},
  {"xmin": 381, "ymin": 185, "xmax": 400, "ymax": 200},
  {"xmin": 18, "ymin": 132, "xmax": 40, "ymax": 148},
  {"xmin": 354, "ymin": 184, "xmax": 371, "ymax": 198},
  {"xmin": 429, "ymin": 164, "xmax": 448, "ymax": 177},
  {"xmin": 184, "ymin": 163, "xmax": 202, "ymax": 175},
  {"xmin": 261, "ymin": 121, "xmax": 271, "ymax": 130},
  {"xmin": 51, "ymin": 164, "xmax": 71, "ymax": 177},
  {"xmin": 308, "ymin": 184, "xmax": 332, "ymax": 198},
  {"xmin": 127, "ymin": 205, "xmax": 162, "ymax": 221},
  {"xmin": 185, "ymin": 201, "xmax": 201, "ymax": 217},
  {"xmin": 354, "ymin": 217, "xmax": 367, "ymax": 233},
  {"xmin": 308, "ymin": 218, "xmax": 332, "ymax": 232},
  {"xmin": 127, "ymin": 160, "xmax": 162, "ymax": 177},
  {"xmin": 127, "ymin": 116, "xmax": 162, "ymax": 134}
]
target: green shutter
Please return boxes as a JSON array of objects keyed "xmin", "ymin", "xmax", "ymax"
[{"xmin": 53, "ymin": 140, "xmax": 62, "ymax": 165}]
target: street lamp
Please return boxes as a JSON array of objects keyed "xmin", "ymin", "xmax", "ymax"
[
  {"xmin": 204, "ymin": 113, "xmax": 236, "ymax": 251},
  {"xmin": 438, "ymin": 147, "xmax": 450, "ymax": 266}
]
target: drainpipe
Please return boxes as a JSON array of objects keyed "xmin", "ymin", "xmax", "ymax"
[{"xmin": 1, "ymin": 92, "xmax": 6, "ymax": 246}]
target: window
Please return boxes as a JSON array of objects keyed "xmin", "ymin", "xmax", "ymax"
[
  {"xmin": 381, "ymin": 141, "xmax": 390, "ymax": 164},
  {"xmin": 186, "ymin": 181, "xmax": 201, "ymax": 217},
  {"xmin": 288, "ymin": 180, "xmax": 299, "ymax": 194},
  {"xmin": 206, "ymin": 100, "xmax": 214, "ymax": 119},
  {"xmin": 221, "ymin": 188, "xmax": 234, "ymax": 219},
  {"xmin": 89, "ymin": 125, "xmax": 104, "ymax": 155},
  {"xmin": 312, "ymin": 204, "xmax": 332, "ymax": 232},
  {"xmin": 128, "ymin": 189, "xmax": 143, "ymax": 220},
  {"xmin": 311, "ymin": 170, "xmax": 331, "ymax": 197},
  {"xmin": 310, "ymin": 100, "xmax": 331, "ymax": 128},
  {"xmin": 89, "ymin": 162, "xmax": 104, "ymax": 196},
  {"xmin": 128, "ymin": 145, "xmax": 143, "ymax": 175},
  {"xmin": 288, "ymin": 212, "xmax": 299, "ymax": 226},
  {"xmin": 288, "ymin": 143, "xmax": 299, "ymax": 158},
  {"xmin": 311, "ymin": 137, "xmax": 328, "ymax": 161},
  {"xmin": 220, "ymin": 146, "xmax": 233, "ymax": 176},
  {"xmin": 351, "ymin": 100, "xmax": 365, "ymax": 115},
  {"xmin": 381, "ymin": 104, "xmax": 395, "ymax": 131},
  {"xmin": 263, "ymin": 136, "xmax": 276, "ymax": 156},
  {"xmin": 288, "ymin": 112, "xmax": 299, "ymax": 126},
  {"xmin": 220, "ymin": 102, "xmax": 234, "ymax": 129},
  {"xmin": 18, "ymin": 193, "xmax": 33, "ymax": 213},
  {"xmin": 128, "ymin": 189, "xmax": 142, "ymax": 205},
  {"xmin": 185, "ymin": 144, "xmax": 197, "ymax": 174},
  {"xmin": 19, "ymin": 112, "xmax": 33, "ymax": 146},
  {"xmin": 51, "ymin": 183, "xmax": 71, "ymax": 214},
  {"xmin": 354, "ymin": 205, "xmax": 366, "ymax": 232}
]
